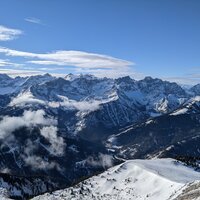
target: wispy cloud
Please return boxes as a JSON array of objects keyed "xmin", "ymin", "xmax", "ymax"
[
  {"xmin": 40, "ymin": 126, "xmax": 65, "ymax": 156},
  {"xmin": 0, "ymin": 47, "xmax": 133, "ymax": 68},
  {"xmin": 9, "ymin": 91, "xmax": 46, "ymax": 107},
  {"xmin": 0, "ymin": 68, "xmax": 42, "ymax": 77},
  {"xmin": 0, "ymin": 109, "xmax": 64, "ymax": 170},
  {"xmin": 163, "ymin": 74, "xmax": 200, "ymax": 86},
  {"xmin": 25, "ymin": 17, "xmax": 44, "ymax": 25},
  {"xmin": 0, "ymin": 46, "xmax": 136, "ymax": 78},
  {"xmin": 86, "ymin": 153, "xmax": 113, "ymax": 168},
  {"xmin": 75, "ymin": 66, "xmax": 143, "ymax": 79},
  {"xmin": 0, "ymin": 25, "xmax": 22, "ymax": 41},
  {"xmin": 22, "ymin": 138, "xmax": 61, "ymax": 170},
  {"xmin": 0, "ymin": 110, "xmax": 55, "ymax": 139},
  {"xmin": 0, "ymin": 59, "xmax": 24, "ymax": 67}
]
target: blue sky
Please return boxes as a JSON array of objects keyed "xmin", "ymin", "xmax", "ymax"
[{"xmin": 0, "ymin": 0, "xmax": 200, "ymax": 84}]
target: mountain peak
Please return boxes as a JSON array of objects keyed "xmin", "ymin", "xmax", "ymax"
[
  {"xmin": 143, "ymin": 76, "xmax": 154, "ymax": 81},
  {"xmin": 0, "ymin": 73, "xmax": 12, "ymax": 81},
  {"xmin": 43, "ymin": 73, "xmax": 52, "ymax": 77},
  {"xmin": 115, "ymin": 76, "xmax": 133, "ymax": 83},
  {"xmin": 65, "ymin": 73, "xmax": 98, "ymax": 81}
]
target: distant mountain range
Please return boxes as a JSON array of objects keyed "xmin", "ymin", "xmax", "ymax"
[{"xmin": 0, "ymin": 73, "xmax": 199, "ymax": 199}]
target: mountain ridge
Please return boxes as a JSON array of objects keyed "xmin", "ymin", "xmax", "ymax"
[{"xmin": 0, "ymin": 73, "xmax": 199, "ymax": 199}]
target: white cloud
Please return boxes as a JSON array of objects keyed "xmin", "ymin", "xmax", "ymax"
[
  {"xmin": 22, "ymin": 140, "xmax": 61, "ymax": 170},
  {"xmin": 0, "ymin": 109, "xmax": 64, "ymax": 170},
  {"xmin": 0, "ymin": 167, "xmax": 11, "ymax": 173},
  {"xmin": 60, "ymin": 99, "xmax": 101, "ymax": 112},
  {"xmin": 25, "ymin": 17, "xmax": 43, "ymax": 25},
  {"xmin": 0, "ymin": 59, "xmax": 24, "ymax": 67},
  {"xmin": 86, "ymin": 153, "xmax": 113, "ymax": 168},
  {"xmin": 163, "ymin": 75, "xmax": 200, "ymax": 86},
  {"xmin": 10, "ymin": 92, "xmax": 102, "ymax": 111},
  {"xmin": 0, "ymin": 47, "xmax": 37, "ymax": 57},
  {"xmin": 0, "ymin": 110, "xmax": 56, "ymax": 139},
  {"xmin": 0, "ymin": 68, "xmax": 45, "ymax": 77},
  {"xmin": 0, "ymin": 46, "xmax": 138, "ymax": 78},
  {"xmin": 75, "ymin": 66, "xmax": 144, "ymax": 79},
  {"xmin": 48, "ymin": 95, "xmax": 105, "ymax": 112},
  {"xmin": 40, "ymin": 126, "xmax": 66, "ymax": 156},
  {"xmin": 9, "ymin": 91, "xmax": 46, "ymax": 107},
  {"xmin": 0, "ymin": 25, "xmax": 22, "ymax": 41},
  {"xmin": 23, "ymin": 110, "xmax": 56, "ymax": 125},
  {"xmin": 0, "ymin": 47, "xmax": 133, "ymax": 69},
  {"xmin": 71, "ymin": 101, "xmax": 100, "ymax": 111},
  {"xmin": 27, "ymin": 52, "xmax": 133, "ymax": 68},
  {"xmin": 23, "ymin": 154, "xmax": 60, "ymax": 170}
]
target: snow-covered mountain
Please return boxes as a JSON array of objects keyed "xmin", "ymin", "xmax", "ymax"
[
  {"xmin": 190, "ymin": 84, "xmax": 200, "ymax": 96},
  {"xmin": 0, "ymin": 73, "xmax": 191, "ymax": 139},
  {"xmin": 0, "ymin": 73, "xmax": 54, "ymax": 96},
  {"xmin": 106, "ymin": 95, "xmax": 200, "ymax": 160},
  {"xmin": 31, "ymin": 158, "xmax": 200, "ymax": 200},
  {"xmin": 0, "ymin": 73, "xmax": 199, "ymax": 199}
]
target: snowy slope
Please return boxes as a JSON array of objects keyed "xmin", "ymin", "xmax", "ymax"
[
  {"xmin": 170, "ymin": 96, "xmax": 200, "ymax": 116},
  {"xmin": 32, "ymin": 158, "xmax": 200, "ymax": 200}
]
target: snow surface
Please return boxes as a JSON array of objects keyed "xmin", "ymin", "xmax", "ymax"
[
  {"xmin": 32, "ymin": 158, "xmax": 200, "ymax": 200},
  {"xmin": 170, "ymin": 108, "xmax": 188, "ymax": 116}
]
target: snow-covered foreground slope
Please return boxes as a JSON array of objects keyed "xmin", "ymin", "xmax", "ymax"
[{"xmin": 32, "ymin": 158, "xmax": 200, "ymax": 200}]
